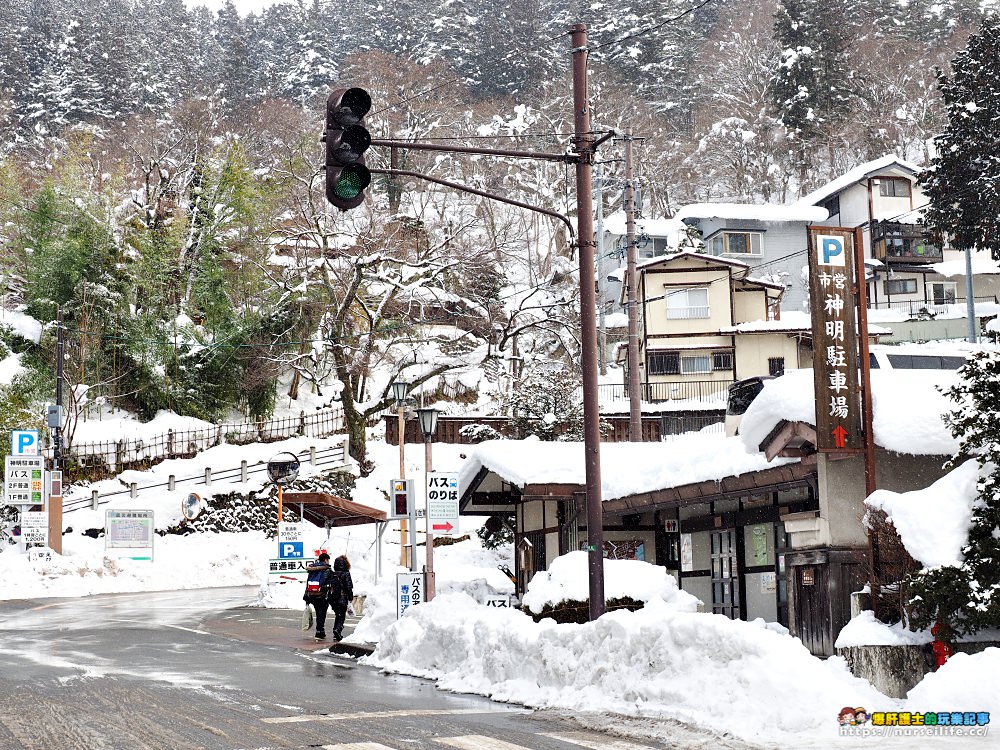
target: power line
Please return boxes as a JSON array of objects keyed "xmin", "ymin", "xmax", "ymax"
[{"xmin": 591, "ymin": 0, "xmax": 719, "ymax": 52}]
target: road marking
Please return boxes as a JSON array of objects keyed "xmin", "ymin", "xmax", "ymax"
[
  {"xmin": 436, "ymin": 736, "xmax": 533, "ymax": 750},
  {"xmin": 263, "ymin": 708, "xmax": 529, "ymax": 724},
  {"xmin": 542, "ymin": 732, "xmax": 660, "ymax": 749},
  {"xmin": 321, "ymin": 744, "xmax": 393, "ymax": 750}
]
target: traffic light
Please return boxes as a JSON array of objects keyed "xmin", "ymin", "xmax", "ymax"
[
  {"xmin": 389, "ymin": 479, "xmax": 413, "ymax": 520},
  {"xmin": 325, "ymin": 87, "xmax": 372, "ymax": 210}
]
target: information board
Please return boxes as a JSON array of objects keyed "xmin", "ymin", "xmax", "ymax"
[
  {"xmin": 268, "ymin": 558, "xmax": 310, "ymax": 582},
  {"xmin": 4, "ymin": 456, "xmax": 45, "ymax": 507},
  {"xmin": 105, "ymin": 509, "xmax": 155, "ymax": 561},
  {"xmin": 426, "ymin": 472, "xmax": 460, "ymax": 536},
  {"xmin": 20, "ymin": 511, "xmax": 47, "ymax": 546}
]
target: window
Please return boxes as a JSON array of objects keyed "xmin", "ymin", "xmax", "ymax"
[
  {"xmin": 884, "ymin": 278, "xmax": 917, "ymax": 295},
  {"xmin": 929, "ymin": 282, "xmax": 957, "ymax": 305},
  {"xmin": 681, "ymin": 354, "xmax": 712, "ymax": 374},
  {"xmin": 820, "ymin": 196, "xmax": 840, "ymax": 217},
  {"xmin": 712, "ymin": 351, "xmax": 733, "ymax": 371},
  {"xmin": 768, "ymin": 357, "xmax": 786, "ymax": 377},
  {"xmin": 666, "ymin": 287, "xmax": 710, "ymax": 319},
  {"xmin": 878, "ymin": 177, "xmax": 912, "ymax": 198},
  {"xmin": 648, "ymin": 351, "xmax": 679, "ymax": 375},
  {"xmin": 709, "ymin": 231, "xmax": 763, "ymax": 256}
]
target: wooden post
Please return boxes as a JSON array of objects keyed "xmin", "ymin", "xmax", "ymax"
[
  {"xmin": 240, "ymin": 460, "xmax": 248, "ymax": 483},
  {"xmin": 204, "ymin": 467, "xmax": 211, "ymax": 486},
  {"xmin": 129, "ymin": 482, "xmax": 137, "ymax": 498},
  {"xmin": 91, "ymin": 490, "xmax": 99, "ymax": 510},
  {"xmin": 168, "ymin": 474, "xmax": 175, "ymax": 491}
]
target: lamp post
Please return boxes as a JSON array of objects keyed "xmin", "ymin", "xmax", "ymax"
[
  {"xmin": 392, "ymin": 380, "xmax": 409, "ymax": 567},
  {"xmin": 417, "ymin": 406, "xmax": 439, "ymax": 601}
]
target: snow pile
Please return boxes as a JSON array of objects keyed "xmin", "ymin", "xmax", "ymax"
[
  {"xmin": 906, "ymin": 648, "xmax": 1000, "ymax": 717},
  {"xmin": 836, "ymin": 610, "xmax": 933, "ymax": 648},
  {"xmin": 739, "ymin": 368, "xmax": 959, "ymax": 455},
  {"xmin": 366, "ymin": 593, "xmax": 885, "ymax": 745},
  {"xmin": 348, "ymin": 537, "xmax": 514, "ymax": 644},
  {"xmin": 521, "ymin": 551, "xmax": 700, "ymax": 613},
  {"xmin": 865, "ymin": 459, "xmax": 978, "ymax": 568},
  {"xmin": 0, "ymin": 308, "xmax": 43, "ymax": 343}
]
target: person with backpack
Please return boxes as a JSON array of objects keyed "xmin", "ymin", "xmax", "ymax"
[
  {"xmin": 328, "ymin": 554, "xmax": 354, "ymax": 641},
  {"xmin": 303, "ymin": 553, "xmax": 333, "ymax": 640}
]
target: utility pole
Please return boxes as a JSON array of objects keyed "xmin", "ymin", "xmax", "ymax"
[
  {"xmin": 596, "ymin": 163, "xmax": 607, "ymax": 376},
  {"xmin": 571, "ymin": 23, "xmax": 605, "ymax": 621},
  {"xmin": 623, "ymin": 129, "xmax": 642, "ymax": 442}
]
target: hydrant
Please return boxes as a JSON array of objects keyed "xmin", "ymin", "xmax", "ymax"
[{"xmin": 930, "ymin": 622, "xmax": 953, "ymax": 670}]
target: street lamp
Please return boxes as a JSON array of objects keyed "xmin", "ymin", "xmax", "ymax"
[
  {"xmin": 417, "ymin": 406, "xmax": 440, "ymax": 601},
  {"xmin": 392, "ymin": 380, "xmax": 409, "ymax": 567}
]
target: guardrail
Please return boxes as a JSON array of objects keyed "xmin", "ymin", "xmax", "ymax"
[
  {"xmin": 866, "ymin": 295, "xmax": 999, "ymax": 316},
  {"xmin": 62, "ymin": 438, "xmax": 350, "ymax": 513},
  {"xmin": 598, "ymin": 380, "xmax": 731, "ymax": 403}
]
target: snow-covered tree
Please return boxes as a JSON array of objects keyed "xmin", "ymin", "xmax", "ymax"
[
  {"xmin": 920, "ymin": 16, "xmax": 1000, "ymax": 259},
  {"xmin": 906, "ymin": 350, "xmax": 1000, "ymax": 640}
]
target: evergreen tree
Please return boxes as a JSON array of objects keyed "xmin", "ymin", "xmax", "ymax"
[
  {"xmin": 920, "ymin": 16, "xmax": 1000, "ymax": 258},
  {"xmin": 906, "ymin": 350, "xmax": 1000, "ymax": 640}
]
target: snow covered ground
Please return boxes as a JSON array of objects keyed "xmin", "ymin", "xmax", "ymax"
[{"xmin": 1, "ymin": 416, "xmax": 997, "ymax": 747}]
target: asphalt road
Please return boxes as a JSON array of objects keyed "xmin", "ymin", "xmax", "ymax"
[{"xmin": 0, "ymin": 588, "xmax": 756, "ymax": 750}]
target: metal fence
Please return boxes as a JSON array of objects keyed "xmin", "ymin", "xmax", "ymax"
[
  {"xmin": 866, "ymin": 295, "xmax": 998, "ymax": 317},
  {"xmin": 598, "ymin": 379, "xmax": 731, "ymax": 404},
  {"xmin": 64, "ymin": 407, "xmax": 345, "ymax": 480}
]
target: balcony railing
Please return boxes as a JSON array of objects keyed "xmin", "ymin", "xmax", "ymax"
[
  {"xmin": 598, "ymin": 379, "xmax": 731, "ymax": 404},
  {"xmin": 871, "ymin": 221, "xmax": 941, "ymax": 262}
]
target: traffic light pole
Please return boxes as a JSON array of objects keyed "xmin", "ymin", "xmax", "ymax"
[{"xmin": 365, "ymin": 25, "xmax": 609, "ymax": 619}]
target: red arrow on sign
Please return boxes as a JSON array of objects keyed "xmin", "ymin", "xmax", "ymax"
[
  {"xmin": 432, "ymin": 522, "xmax": 454, "ymax": 533},
  {"xmin": 832, "ymin": 425, "xmax": 848, "ymax": 449}
]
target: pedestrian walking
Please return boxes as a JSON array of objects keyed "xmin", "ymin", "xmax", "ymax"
[
  {"xmin": 329, "ymin": 554, "xmax": 354, "ymax": 641},
  {"xmin": 303, "ymin": 553, "xmax": 333, "ymax": 640}
]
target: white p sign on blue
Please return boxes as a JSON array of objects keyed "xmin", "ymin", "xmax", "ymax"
[
  {"xmin": 10, "ymin": 430, "xmax": 40, "ymax": 456},
  {"xmin": 818, "ymin": 235, "xmax": 846, "ymax": 267},
  {"xmin": 279, "ymin": 542, "xmax": 304, "ymax": 559}
]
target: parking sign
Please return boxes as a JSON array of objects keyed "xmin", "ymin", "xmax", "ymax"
[{"xmin": 10, "ymin": 430, "xmax": 39, "ymax": 456}]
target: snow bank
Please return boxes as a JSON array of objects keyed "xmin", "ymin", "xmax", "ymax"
[
  {"xmin": 521, "ymin": 551, "xmax": 700, "ymax": 613},
  {"xmin": 906, "ymin": 648, "xmax": 1000, "ymax": 717},
  {"xmin": 366, "ymin": 594, "xmax": 885, "ymax": 745},
  {"xmin": 865, "ymin": 459, "xmax": 978, "ymax": 568}
]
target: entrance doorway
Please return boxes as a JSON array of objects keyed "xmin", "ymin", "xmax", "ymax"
[{"xmin": 710, "ymin": 529, "xmax": 742, "ymax": 619}]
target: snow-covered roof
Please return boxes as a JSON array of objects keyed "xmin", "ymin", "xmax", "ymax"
[
  {"xmin": 721, "ymin": 311, "xmax": 812, "ymax": 334},
  {"xmin": 739, "ymin": 367, "xmax": 960, "ymax": 456},
  {"xmin": 796, "ymin": 154, "xmax": 921, "ymax": 208},
  {"xmin": 931, "ymin": 250, "xmax": 1000, "ymax": 277},
  {"xmin": 637, "ymin": 250, "xmax": 748, "ymax": 271},
  {"xmin": 459, "ymin": 435, "xmax": 793, "ymax": 502},
  {"xmin": 602, "ymin": 211, "xmax": 688, "ymax": 238},
  {"xmin": 674, "ymin": 203, "xmax": 828, "ymax": 224},
  {"xmin": 865, "ymin": 459, "xmax": 978, "ymax": 568}
]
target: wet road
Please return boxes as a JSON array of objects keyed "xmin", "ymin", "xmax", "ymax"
[{"xmin": 0, "ymin": 588, "xmax": 753, "ymax": 750}]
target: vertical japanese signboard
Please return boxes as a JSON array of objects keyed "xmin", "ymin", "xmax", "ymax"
[
  {"xmin": 807, "ymin": 227, "xmax": 862, "ymax": 452},
  {"xmin": 396, "ymin": 572, "xmax": 425, "ymax": 619}
]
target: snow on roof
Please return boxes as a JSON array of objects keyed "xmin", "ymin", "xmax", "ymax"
[
  {"xmin": 932, "ymin": 250, "xmax": 1000, "ymax": 277},
  {"xmin": 796, "ymin": 154, "xmax": 921, "ymax": 207},
  {"xmin": 459, "ymin": 435, "xmax": 793, "ymax": 502},
  {"xmin": 637, "ymin": 250, "xmax": 749, "ymax": 271},
  {"xmin": 865, "ymin": 459, "xmax": 978, "ymax": 568},
  {"xmin": 739, "ymin": 367, "xmax": 960, "ymax": 456},
  {"xmin": 602, "ymin": 211, "xmax": 688, "ymax": 238},
  {"xmin": 721, "ymin": 311, "xmax": 812, "ymax": 333},
  {"xmin": 673, "ymin": 203, "xmax": 828, "ymax": 223}
]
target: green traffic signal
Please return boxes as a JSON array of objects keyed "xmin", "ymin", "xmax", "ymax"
[{"xmin": 325, "ymin": 87, "xmax": 372, "ymax": 211}]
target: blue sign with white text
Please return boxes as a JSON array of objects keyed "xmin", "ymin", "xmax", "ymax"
[{"xmin": 278, "ymin": 542, "xmax": 304, "ymax": 559}]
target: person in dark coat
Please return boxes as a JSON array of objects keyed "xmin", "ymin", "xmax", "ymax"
[
  {"xmin": 329, "ymin": 554, "xmax": 354, "ymax": 641},
  {"xmin": 304, "ymin": 553, "xmax": 332, "ymax": 639}
]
